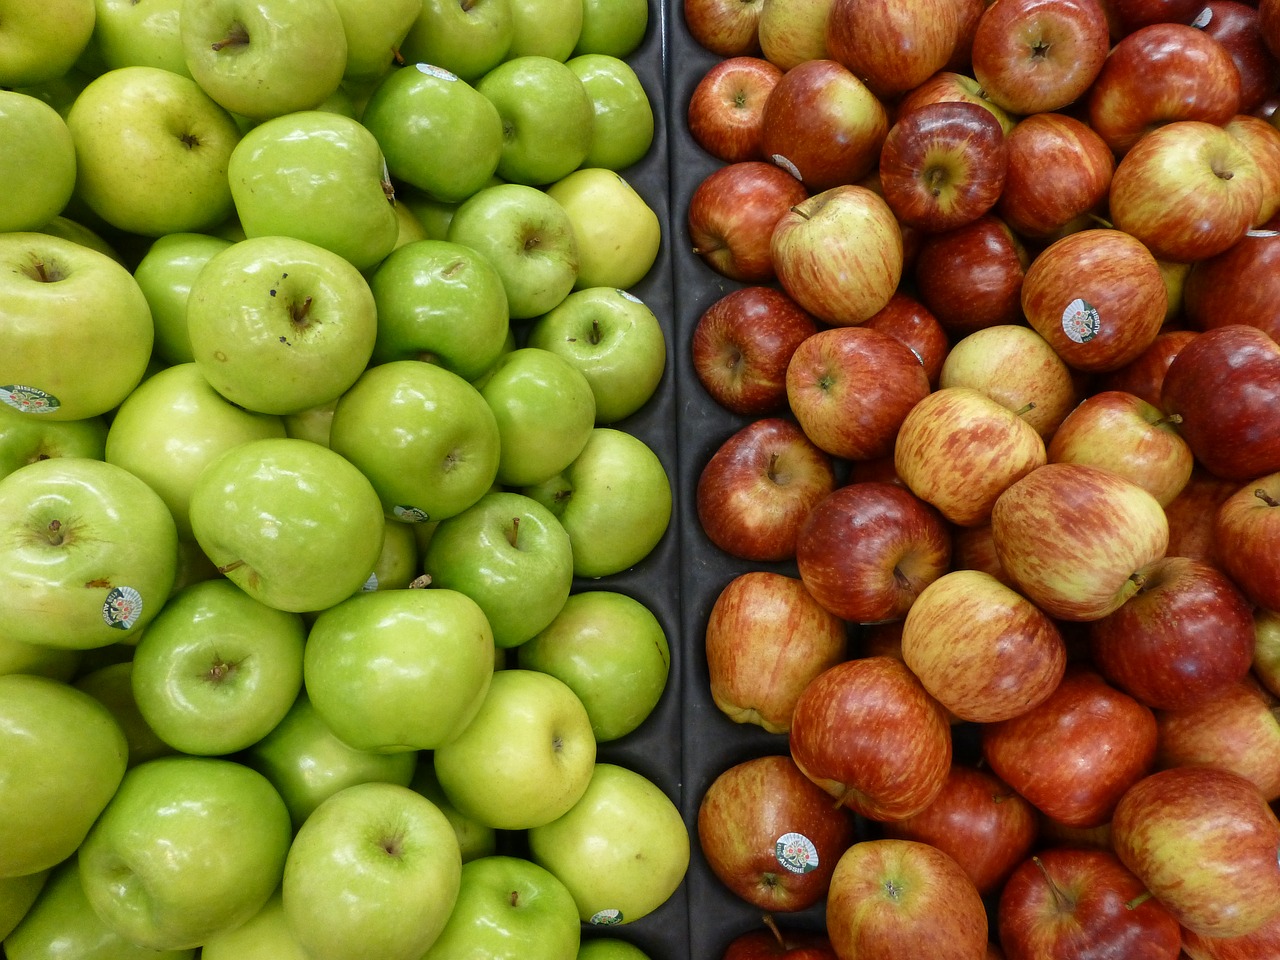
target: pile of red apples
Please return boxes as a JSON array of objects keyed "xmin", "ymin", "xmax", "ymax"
[{"xmin": 681, "ymin": 0, "xmax": 1280, "ymax": 956}]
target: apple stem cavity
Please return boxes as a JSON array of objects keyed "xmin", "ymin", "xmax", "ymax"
[
  {"xmin": 1256, "ymin": 488, "xmax": 1280, "ymax": 508},
  {"xmin": 210, "ymin": 21, "xmax": 250, "ymax": 52},
  {"xmin": 925, "ymin": 166, "xmax": 947, "ymax": 197},
  {"xmin": 290, "ymin": 296, "xmax": 314, "ymax": 327},
  {"xmin": 206, "ymin": 656, "xmax": 244, "ymax": 684},
  {"xmin": 25, "ymin": 257, "xmax": 62, "ymax": 283},
  {"xmin": 45, "ymin": 519, "xmax": 64, "ymax": 545}
]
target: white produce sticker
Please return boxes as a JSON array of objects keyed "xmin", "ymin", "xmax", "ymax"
[
  {"xmin": 1061, "ymin": 298, "xmax": 1100, "ymax": 344},
  {"xmin": 775, "ymin": 832, "xmax": 819, "ymax": 874}
]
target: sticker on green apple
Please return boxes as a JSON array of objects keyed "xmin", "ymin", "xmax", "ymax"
[
  {"xmin": 590, "ymin": 908, "xmax": 624, "ymax": 925},
  {"xmin": 101, "ymin": 586, "xmax": 143, "ymax": 630},
  {"xmin": 393, "ymin": 505, "xmax": 431, "ymax": 523},
  {"xmin": 1, "ymin": 385, "xmax": 60, "ymax": 414},
  {"xmin": 775, "ymin": 832, "xmax": 819, "ymax": 875},
  {"xmin": 1061, "ymin": 299, "xmax": 1100, "ymax": 344},
  {"xmin": 416, "ymin": 63, "xmax": 459, "ymax": 82}
]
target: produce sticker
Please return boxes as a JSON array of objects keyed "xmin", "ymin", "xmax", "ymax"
[
  {"xmin": 775, "ymin": 832, "xmax": 820, "ymax": 874},
  {"xmin": 1061, "ymin": 298, "xmax": 1100, "ymax": 344},
  {"xmin": 1, "ymin": 385, "xmax": 60, "ymax": 414}
]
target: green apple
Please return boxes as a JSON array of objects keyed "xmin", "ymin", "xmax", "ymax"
[
  {"xmin": 66, "ymin": 66, "xmax": 242, "ymax": 236},
  {"xmin": 391, "ymin": 196, "xmax": 430, "ymax": 249},
  {"xmin": 420, "ymin": 490, "xmax": 574, "ymax": 648},
  {"xmin": 130, "ymin": 579, "xmax": 306, "ymax": 755},
  {"xmin": 368, "ymin": 239, "xmax": 511, "ymax": 381},
  {"xmin": 433, "ymin": 668, "xmax": 597, "ymax": 830},
  {"xmin": 228, "ymin": 110, "xmax": 399, "ymax": 271},
  {"xmin": 283, "ymin": 397, "xmax": 337, "ymax": 447},
  {"xmin": 361, "ymin": 63, "xmax": 503, "ymax": 203},
  {"xmin": 409, "ymin": 762, "xmax": 498, "ymax": 863},
  {"xmin": 527, "ymin": 286, "xmax": 667, "ymax": 424},
  {"xmin": 568, "ymin": 54, "xmax": 654, "ymax": 170},
  {"xmin": 529, "ymin": 762, "xmax": 689, "ymax": 925},
  {"xmin": 574, "ymin": 0, "xmax": 648, "ymax": 57},
  {"xmin": 93, "ymin": 0, "xmax": 190, "ymax": 75},
  {"xmin": 180, "ymin": 0, "xmax": 348, "ymax": 120},
  {"xmin": 547, "ymin": 167, "xmax": 660, "ymax": 290},
  {"xmin": 186, "ymin": 235, "xmax": 378, "ymax": 415},
  {"xmin": 0, "ymin": 0, "xmax": 95, "ymax": 86},
  {"xmin": 0, "ymin": 91, "xmax": 76, "ymax": 233},
  {"xmin": 172, "ymin": 537, "xmax": 221, "ymax": 593},
  {"xmin": 78, "ymin": 755, "xmax": 293, "ymax": 950},
  {"xmin": 281, "ymin": 781, "xmax": 462, "ymax": 960},
  {"xmin": 3, "ymin": 859, "xmax": 195, "ymax": 960},
  {"xmin": 332, "ymin": 0, "xmax": 422, "ymax": 83},
  {"xmin": 1, "ymin": 232, "xmax": 152, "ymax": 421},
  {"xmin": 0, "ymin": 637, "xmax": 80, "ymax": 681},
  {"xmin": 522, "ymin": 427, "xmax": 671, "ymax": 579},
  {"xmin": 365, "ymin": 515, "xmax": 420, "ymax": 590},
  {"xmin": 578, "ymin": 938, "xmax": 654, "ymax": 960},
  {"xmin": 447, "ymin": 182, "xmax": 579, "ymax": 319},
  {"xmin": 187, "ymin": 437, "xmax": 386, "ymax": 613},
  {"xmin": 477, "ymin": 55, "xmax": 593, "ymax": 185},
  {"xmin": 0, "ymin": 403, "xmax": 106, "ymax": 481},
  {"xmin": 421, "ymin": 855, "xmax": 581, "ymax": 960},
  {"xmin": 0, "ymin": 870, "xmax": 47, "ymax": 943},
  {"xmin": 199, "ymin": 891, "xmax": 308, "ymax": 960},
  {"xmin": 105, "ymin": 362, "xmax": 288, "ymax": 539},
  {"xmin": 132, "ymin": 232, "xmax": 234, "ymax": 364},
  {"xmin": 304, "ymin": 586, "xmax": 496, "ymax": 752},
  {"xmin": 507, "ymin": 0, "xmax": 582, "ymax": 60},
  {"xmin": 0, "ymin": 457, "xmax": 179, "ymax": 650},
  {"xmin": 480, "ymin": 347, "xmax": 596, "ymax": 487},
  {"xmin": 400, "ymin": 0, "xmax": 513, "ymax": 82},
  {"xmin": 243, "ymin": 692, "xmax": 417, "ymax": 830},
  {"xmin": 0, "ymin": 674, "xmax": 127, "ymax": 878},
  {"xmin": 32, "ymin": 214, "xmax": 122, "ymax": 262},
  {"xmin": 74, "ymin": 661, "xmax": 175, "ymax": 767},
  {"xmin": 328, "ymin": 360, "xmax": 501, "ymax": 524},
  {"xmin": 517, "ymin": 590, "xmax": 670, "ymax": 742}
]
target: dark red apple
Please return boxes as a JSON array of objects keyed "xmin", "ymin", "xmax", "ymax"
[
  {"xmin": 1183, "ymin": 227, "xmax": 1280, "ymax": 343},
  {"xmin": 913, "ymin": 214, "xmax": 1030, "ymax": 335},
  {"xmin": 688, "ymin": 160, "xmax": 809, "ymax": 282},
  {"xmin": 1198, "ymin": 0, "xmax": 1280, "ymax": 115},
  {"xmin": 862, "ymin": 292, "xmax": 950, "ymax": 386},
  {"xmin": 1214, "ymin": 470, "xmax": 1280, "ymax": 610},
  {"xmin": 722, "ymin": 916, "xmax": 839, "ymax": 959},
  {"xmin": 1096, "ymin": 329, "xmax": 1198, "ymax": 407},
  {"xmin": 687, "ymin": 56, "xmax": 785, "ymax": 163}
]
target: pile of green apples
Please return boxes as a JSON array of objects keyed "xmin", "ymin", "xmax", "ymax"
[{"xmin": 0, "ymin": 1, "xmax": 688, "ymax": 958}]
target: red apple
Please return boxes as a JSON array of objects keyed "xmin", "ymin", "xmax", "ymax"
[
  {"xmin": 990, "ymin": 462, "xmax": 1170, "ymax": 621},
  {"xmin": 696, "ymin": 417, "xmax": 838, "ymax": 562},
  {"xmin": 698, "ymin": 753, "xmax": 858, "ymax": 913},
  {"xmin": 862, "ymin": 292, "xmax": 950, "ymax": 387},
  {"xmin": 1199, "ymin": 0, "xmax": 1280, "ymax": 115},
  {"xmin": 951, "ymin": 523, "xmax": 1011, "ymax": 585},
  {"xmin": 1111, "ymin": 765, "xmax": 1280, "ymax": 938},
  {"xmin": 691, "ymin": 285, "xmax": 821, "ymax": 417},
  {"xmin": 1087, "ymin": 555, "xmax": 1257, "ymax": 710},
  {"xmin": 704, "ymin": 570, "xmax": 850, "ymax": 734},
  {"xmin": 913, "ymin": 214, "xmax": 1030, "ymax": 335},
  {"xmin": 897, "ymin": 70, "xmax": 1017, "ymax": 134},
  {"xmin": 1262, "ymin": 0, "xmax": 1280, "ymax": 61},
  {"xmin": 1162, "ymin": 465, "xmax": 1239, "ymax": 563},
  {"xmin": 825, "ymin": 0, "xmax": 965, "ymax": 99},
  {"xmin": 684, "ymin": 0, "xmax": 765, "ymax": 56},
  {"xmin": 996, "ymin": 847, "xmax": 1183, "ymax": 960},
  {"xmin": 687, "ymin": 56, "xmax": 786, "ymax": 164},
  {"xmin": 1096, "ymin": 329, "xmax": 1198, "ymax": 407},
  {"xmin": 688, "ymin": 160, "xmax": 809, "ymax": 282},
  {"xmin": 825, "ymin": 839, "xmax": 989, "ymax": 960},
  {"xmin": 794, "ymin": 481, "xmax": 952, "ymax": 624},
  {"xmin": 1020, "ymin": 228, "xmax": 1167, "ymax": 373},
  {"xmin": 1181, "ymin": 907, "xmax": 1280, "ymax": 960},
  {"xmin": 982, "ymin": 666, "xmax": 1159, "ymax": 827},
  {"xmin": 970, "ymin": 0, "xmax": 1112, "ymax": 116},
  {"xmin": 770, "ymin": 184, "xmax": 904, "ymax": 327},
  {"xmin": 722, "ymin": 916, "xmax": 839, "ymax": 959},
  {"xmin": 1225, "ymin": 113, "xmax": 1280, "ymax": 225},
  {"xmin": 1160, "ymin": 323, "xmax": 1280, "ymax": 480},
  {"xmin": 785, "ymin": 326, "xmax": 932, "ymax": 462},
  {"xmin": 879, "ymin": 100, "xmax": 1009, "ymax": 233},
  {"xmin": 894, "ymin": 386, "xmax": 1048, "ymax": 529},
  {"xmin": 1183, "ymin": 227, "xmax": 1280, "ymax": 342},
  {"xmin": 757, "ymin": 0, "xmax": 835, "ymax": 69},
  {"xmin": 758, "ymin": 58, "xmax": 889, "ymax": 191},
  {"xmin": 1214, "ymin": 470, "xmax": 1280, "ymax": 610}
]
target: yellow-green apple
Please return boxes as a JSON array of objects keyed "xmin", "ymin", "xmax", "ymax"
[
  {"xmin": 1183, "ymin": 230, "xmax": 1280, "ymax": 342},
  {"xmin": 576, "ymin": 0, "xmax": 649, "ymax": 56},
  {"xmin": 1160, "ymin": 324, "xmax": 1280, "ymax": 479},
  {"xmin": 824, "ymin": 839, "xmax": 989, "ymax": 960},
  {"xmin": 409, "ymin": 762, "xmax": 498, "ymax": 863},
  {"xmin": 132, "ymin": 232, "xmax": 233, "ymax": 365},
  {"xmin": 795, "ymin": 481, "xmax": 952, "ymax": 624},
  {"xmin": 863, "ymin": 292, "xmax": 950, "ymax": 386},
  {"xmin": 697, "ymin": 754, "xmax": 858, "ymax": 913},
  {"xmin": 507, "ymin": 0, "xmax": 582, "ymax": 59},
  {"xmin": 78, "ymin": 755, "xmax": 292, "ymax": 950},
  {"xmin": 399, "ymin": 0, "xmax": 512, "ymax": 82},
  {"xmin": 901, "ymin": 569, "xmax": 1067, "ymax": 723},
  {"xmin": 546, "ymin": 167, "xmax": 661, "ymax": 290},
  {"xmin": 197, "ymin": 891, "xmax": 307, "ymax": 960},
  {"xmin": 528, "ymin": 762, "xmax": 690, "ymax": 925},
  {"xmin": 688, "ymin": 159, "xmax": 809, "ymax": 283},
  {"xmin": 704, "ymin": 570, "xmax": 849, "ymax": 734},
  {"xmin": 683, "ymin": 0, "xmax": 764, "ymax": 56},
  {"xmin": 912, "ymin": 214, "xmax": 1030, "ymax": 335},
  {"xmin": 583, "ymin": 937, "xmax": 664, "ymax": 960},
  {"xmin": 826, "ymin": 0, "xmax": 963, "ymax": 98},
  {"xmin": 281, "ymin": 781, "xmax": 462, "ymax": 960},
  {"xmin": 881, "ymin": 764, "xmax": 1039, "ymax": 896},
  {"xmin": 1, "ymin": 232, "xmax": 152, "ymax": 421},
  {"xmin": 0, "ymin": 91, "xmax": 75, "ymax": 233},
  {"xmin": 188, "ymin": 436, "xmax": 386, "ymax": 613},
  {"xmin": 330, "ymin": 0, "xmax": 422, "ymax": 84},
  {"xmin": 758, "ymin": 57, "xmax": 888, "ymax": 191},
  {"xmin": 757, "ymin": 0, "xmax": 833, "ymax": 69},
  {"xmin": 0, "ymin": 674, "xmax": 127, "ymax": 878},
  {"xmin": 1097, "ymin": 329, "xmax": 1198, "ymax": 408},
  {"xmin": 895, "ymin": 385, "xmax": 1048, "ymax": 528},
  {"xmin": 1110, "ymin": 766, "xmax": 1280, "ymax": 938},
  {"xmin": 0, "ymin": 403, "xmax": 105, "ymax": 482},
  {"xmin": 686, "ymin": 55, "xmax": 783, "ymax": 164},
  {"xmin": 1225, "ymin": 113, "xmax": 1280, "ymax": 224},
  {"xmin": 1021, "ymin": 228, "xmax": 1167, "ymax": 373},
  {"xmin": 789, "ymin": 656, "xmax": 953, "ymax": 821},
  {"xmin": 1214, "ymin": 471, "xmax": 1280, "ymax": 609},
  {"xmin": 0, "ymin": 0, "xmax": 95, "ymax": 86},
  {"xmin": 696, "ymin": 417, "xmax": 837, "ymax": 562},
  {"xmin": 476, "ymin": 55, "xmax": 593, "ymax": 184},
  {"xmin": 569, "ymin": 53, "xmax": 655, "ymax": 171},
  {"xmin": 982, "ymin": 666, "xmax": 1158, "ymax": 827},
  {"xmin": 996, "ymin": 847, "xmax": 1184, "ymax": 960},
  {"xmin": 1254, "ymin": 608, "xmax": 1280, "ymax": 698}
]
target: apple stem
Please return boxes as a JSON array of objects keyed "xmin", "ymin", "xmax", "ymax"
[
  {"xmin": 1032, "ymin": 856, "xmax": 1073, "ymax": 911},
  {"xmin": 409, "ymin": 574, "xmax": 433, "ymax": 589},
  {"xmin": 508, "ymin": 516, "xmax": 520, "ymax": 548},
  {"xmin": 589, "ymin": 317, "xmax": 603, "ymax": 345},
  {"xmin": 1088, "ymin": 213, "xmax": 1114, "ymax": 229},
  {"xmin": 1014, "ymin": 401, "xmax": 1037, "ymax": 419},
  {"xmin": 1153, "ymin": 413, "xmax": 1182, "ymax": 427},
  {"xmin": 1125, "ymin": 891, "xmax": 1155, "ymax": 910},
  {"xmin": 210, "ymin": 21, "xmax": 250, "ymax": 52},
  {"xmin": 761, "ymin": 914, "xmax": 785, "ymax": 949},
  {"xmin": 790, "ymin": 204, "xmax": 811, "ymax": 220},
  {"xmin": 460, "ymin": 0, "xmax": 478, "ymax": 10},
  {"xmin": 218, "ymin": 559, "xmax": 246, "ymax": 575},
  {"xmin": 1129, "ymin": 570, "xmax": 1148, "ymax": 591},
  {"xmin": 32, "ymin": 259, "xmax": 51, "ymax": 283},
  {"xmin": 291, "ymin": 296, "xmax": 314, "ymax": 326},
  {"xmin": 1256, "ymin": 488, "xmax": 1280, "ymax": 508},
  {"xmin": 45, "ymin": 519, "xmax": 64, "ymax": 545},
  {"xmin": 392, "ymin": 45, "xmax": 405, "ymax": 66},
  {"xmin": 509, "ymin": 890, "xmax": 521, "ymax": 907}
]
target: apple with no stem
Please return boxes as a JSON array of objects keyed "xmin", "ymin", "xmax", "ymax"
[
  {"xmin": 683, "ymin": 0, "xmax": 764, "ymax": 56},
  {"xmin": 1183, "ymin": 229, "xmax": 1280, "ymax": 343},
  {"xmin": 1163, "ymin": 465, "xmax": 1239, "ymax": 563},
  {"xmin": 912, "ymin": 214, "xmax": 1030, "ymax": 335},
  {"xmin": 687, "ymin": 56, "xmax": 784, "ymax": 163},
  {"xmin": 1214, "ymin": 471, "xmax": 1280, "ymax": 610},
  {"xmin": 1225, "ymin": 114, "xmax": 1280, "ymax": 225},
  {"xmin": 1181, "ymin": 907, "xmax": 1280, "ymax": 960},
  {"xmin": 756, "ymin": 0, "xmax": 834, "ymax": 69},
  {"xmin": 825, "ymin": 0, "xmax": 964, "ymax": 98},
  {"xmin": 863, "ymin": 292, "xmax": 950, "ymax": 386},
  {"xmin": 688, "ymin": 160, "xmax": 809, "ymax": 283},
  {"xmin": 1201, "ymin": 0, "xmax": 1280, "ymax": 115},
  {"xmin": 1097, "ymin": 329, "xmax": 1198, "ymax": 408}
]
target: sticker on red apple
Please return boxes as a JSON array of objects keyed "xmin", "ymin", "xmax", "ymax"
[
  {"xmin": 1061, "ymin": 299, "xmax": 1101, "ymax": 344},
  {"xmin": 1, "ymin": 385, "xmax": 60, "ymax": 414},
  {"xmin": 1247, "ymin": 229, "xmax": 1280, "ymax": 238},
  {"xmin": 1192, "ymin": 6, "xmax": 1212, "ymax": 27},
  {"xmin": 771, "ymin": 154, "xmax": 802, "ymax": 181},
  {"xmin": 102, "ymin": 586, "xmax": 143, "ymax": 630},
  {"xmin": 392, "ymin": 505, "xmax": 430, "ymax": 523},
  {"xmin": 416, "ymin": 63, "xmax": 458, "ymax": 82},
  {"xmin": 774, "ymin": 832, "xmax": 820, "ymax": 874},
  {"xmin": 590, "ymin": 909, "xmax": 624, "ymax": 925}
]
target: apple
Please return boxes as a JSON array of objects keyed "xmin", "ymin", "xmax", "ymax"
[
  {"xmin": 912, "ymin": 214, "xmax": 1030, "ymax": 335},
  {"xmin": 0, "ymin": 91, "xmax": 75, "ymax": 234},
  {"xmin": 1183, "ymin": 228, "xmax": 1280, "ymax": 343},
  {"xmin": 281, "ymin": 781, "xmax": 462, "ymax": 960},
  {"xmin": 75, "ymin": 659, "xmax": 177, "ymax": 768},
  {"xmin": 825, "ymin": 0, "xmax": 963, "ymax": 98},
  {"xmin": 1097, "ymin": 329, "xmax": 1198, "ymax": 408},
  {"xmin": 757, "ymin": 0, "xmax": 834, "ymax": 69},
  {"xmin": 546, "ymin": 166, "xmax": 662, "ymax": 291},
  {"xmin": 576, "ymin": 0, "xmax": 649, "ymax": 57},
  {"xmin": 330, "ymin": 0, "xmax": 422, "ymax": 84},
  {"xmin": 1226, "ymin": 113, "xmax": 1280, "ymax": 225},
  {"xmin": 862, "ymin": 292, "xmax": 949, "ymax": 386},
  {"xmin": 1181, "ymin": 908, "xmax": 1280, "ymax": 960},
  {"xmin": 179, "ymin": 0, "xmax": 348, "ymax": 121},
  {"xmin": 528, "ymin": 762, "xmax": 690, "ymax": 925},
  {"xmin": 506, "ymin": 0, "xmax": 582, "ymax": 59},
  {"xmin": 683, "ymin": 0, "xmax": 764, "ymax": 56},
  {"xmin": 188, "ymin": 436, "xmax": 386, "ymax": 614},
  {"xmin": 1163, "ymin": 465, "xmax": 1239, "ymax": 562},
  {"xmin": 0, "ymin": 0, "xmax": 95, "ymax": 87},
  {"xmin": 698, "ymin": 754, "xmax": 858, "ymax": 913},
  {"xmin": 789, "ymin": 655, "xmax": 953, "ymax": 821},
  {"xmin": 704, "ymin": 570, "xmax": 849, "ymax": 734},
  {"xmin": 399, "ymin": 0, "xmax": 513, "ymax": 82},
  {"xmin": 569, "ymin": 53, "xmax": 656, "ymax": 171},
  {"xmin": 721, "ymin": 918, "xmax": 837, "ymax": 959},
  {"xmin": 409, "ymin": 762, "xmax": 498, "ymax": 863},
  {"xmin": 78, "ymin": 755, "xmax": 292, "ymax": 950},
  {"xmin": 1, "ymin": 231, "xmax": 153, "ymax": 422},
  {"xmin": 194, "ymin": 891, "xmax": 308, "ymax": 960},
  {"xmin": 1255, "ymin": 608, "xmax": 1280, "ymax": 697},
  {"xmin": 982, "ymin": 666, "xmax": 1158, "ymax": 827},
  {"xmin": 896, "ymin": 70, "xmax": 1016, "ymax": 135},
  {"xmin": 1201, "ymin": 1, "xmax": 1280, "ymax": 115},
  {"xmin": 687, "ymin": 55, "xmax": 784, "ymax": 163},
  {"xmin": 1214, "ymin": 471, "xmax": 1280, "ymax": 610},
  {"xmin": 0, "ymin": 403, "xmax": 106, "ymax": 482},
  {"xmin": 132, "ymin": 232, "xmax": 234, "ymax": 365}
]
